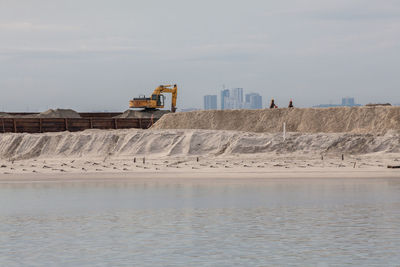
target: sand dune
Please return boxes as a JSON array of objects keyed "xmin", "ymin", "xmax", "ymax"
[
  {"xmin": 1, "ymin": 129, "xmax": 399, "ymax": 160},
  {"xmin": 153, "ymin": 107, "xmax": 400, "ymax": 134}
]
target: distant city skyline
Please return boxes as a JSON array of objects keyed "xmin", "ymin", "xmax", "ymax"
[
  {"xmin": 202, "ymin": 92, "xmax": 375, "ymax": 111},
  {"xmin": 204, "ymin": 88, "xmax": 263, "ymax": 110},
  {"xmin": 313, "ymin": 97, "xmax": 362, "ymax": 108},
  {"xmin": 198, "ymin": 88, "xmax": 400, "ymax": 111}
]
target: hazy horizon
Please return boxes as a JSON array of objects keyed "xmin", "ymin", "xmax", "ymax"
[{"xmin": 1, "ymin": 0, "xmax": 400, "ymax": 111}]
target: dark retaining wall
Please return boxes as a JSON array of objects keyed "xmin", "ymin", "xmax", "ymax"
[{"xmin": 0, "ymin": 118, "xmax": 157, "ymax": 133}]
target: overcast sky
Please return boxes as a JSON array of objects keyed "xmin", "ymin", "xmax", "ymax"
[{"xmin": 1, "ymin": 0, "xmax": 400, "ymax": 111}]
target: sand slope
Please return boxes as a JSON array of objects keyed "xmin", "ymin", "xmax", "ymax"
[
  {"xmin": 153, "ymin": 107, "xmax": 400, "ymax": 134},
  {"xmin": 1, "ymin": 129, "xmax": 399, "ymax": 160},
  {"xmin": 114, "ymin": 109, "xmax": 169, "ymax": 119}
]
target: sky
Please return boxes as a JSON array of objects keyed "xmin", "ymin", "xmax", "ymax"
[{"xmin": 1, "ymin": 0, "xmax": 400, "ymax": 111}]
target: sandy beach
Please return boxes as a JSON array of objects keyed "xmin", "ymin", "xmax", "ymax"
[{"xmin": 1, "ymin": 153, "xmax": 399, "ymax": 182}]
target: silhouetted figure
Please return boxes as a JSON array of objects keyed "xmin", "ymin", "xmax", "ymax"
[
  {"xmin": 270, "ymin": 98, "xmax": 278, "ymax": 109},
  {"xmin": 288, "ymin": 99, "xmax": 294, "ymax": 108}
]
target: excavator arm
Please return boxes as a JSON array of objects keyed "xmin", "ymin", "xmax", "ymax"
[{"xmin": 152, "ymin": 84, "xmax": 178, "ymax": 112}]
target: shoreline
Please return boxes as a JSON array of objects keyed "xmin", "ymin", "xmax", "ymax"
[
  {"xmin": 1, "ymin": 153, "xmax": 400, "ymax": 182},
  {"xmin": 1, "ymin": 168, "xmax": 400, "ymax": 183}
]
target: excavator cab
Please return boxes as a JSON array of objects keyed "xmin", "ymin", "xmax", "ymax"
[{"xmin": 151, "ymin": 94, "xmax": 165, "ymax": 107}]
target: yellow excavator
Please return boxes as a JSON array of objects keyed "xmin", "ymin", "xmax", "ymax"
[{"xmin": 129, "ymin": 84, "xmax": 178, "ymax": 112}]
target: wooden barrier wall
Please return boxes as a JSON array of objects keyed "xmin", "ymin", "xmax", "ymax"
[
  {"xmin": 0, "ymin": 118, "xmax": 158, "ymax": 133},
  {"xmin": 7, "ymin": 112, "xmax": 123, "ymax": 118}
]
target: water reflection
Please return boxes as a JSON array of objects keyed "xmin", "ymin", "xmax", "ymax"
[{"xmin": 1, "ymin": 178, "xmax": 400, "ymax": 266}]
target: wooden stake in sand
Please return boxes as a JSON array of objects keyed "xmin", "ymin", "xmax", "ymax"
[
  {"xmin": 143, "ymin": 157, "xmax": 145, "ymax": 164},
  {"xmin": 342, "ymin": 154, "xmax": 344, "ymax": 161},
  {"xmin": 387, "ymin": 165, "xmax": 400, "ymax": 169},
  {"xmin": 134, "ymin": 157, "xmax": 136, "ymax": 163}
]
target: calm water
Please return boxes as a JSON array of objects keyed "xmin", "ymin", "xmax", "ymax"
[{"xmin": 1, "ymin": 178, "xmax": 400, "ymax": 266}]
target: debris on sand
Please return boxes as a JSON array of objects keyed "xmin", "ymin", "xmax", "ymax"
[
  {"xmin": 366, "ymin": 103, "xmax": 392, "ymax": 107},
  {"xmin": 387, "ymin": 165, "xmax": 400, "ymax": 169}
]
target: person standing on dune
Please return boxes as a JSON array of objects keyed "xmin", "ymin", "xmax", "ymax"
[{"xmin": 270, "ymin": 99, "xmax": 278, "ymax": 109}]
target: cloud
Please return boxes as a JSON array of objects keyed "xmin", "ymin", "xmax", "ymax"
[
  {"xmin": 184, "ymin": 41, "xmax": 269, "ymax": 62},
  {"xmin": 187, "ymin": 52, "xmax": 256, "ymax": 63},
  {"xmin": 0, "ymin": 45, "xmax": 157, "ymax": 62},
  {"xmin": 0, "ymin": 46, "xmax": 144, "ymax": 53},
  {"xmin": 299, "ymin": 1, "xmax": 400, "ymax": 21},
  {"xmin": 0, "ymin": 22, "xmax": 76, "ymax": 31},
  {"xmin": 310, "ymin": 10, "xmax": 400, "ymax": 21}
]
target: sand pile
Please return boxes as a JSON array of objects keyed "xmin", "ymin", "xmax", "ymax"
[
  {"xmin": 1, "ymin": 129, "xmax": 399, "ymax": 160},
  {"xmin": 22, "ymin": 109, "xmax": 82, "ymax": 118},
  {"xmin": 114, "ymin": 109, "xmax": 170, "ymax": 119},
  {"xmin": 0, "ymin": 109, "xmax": 81, "ymax": 118},
  {"xmin": 0, "ymin": 112, "xmax": 10, "ymax": 117},
  {"xmin": 35, "ymin": 109, "xmax": 81, "ymax": 118},
  {"xmin": 152, "ymin": 106, "xmax": 400, "ymax": 134}
]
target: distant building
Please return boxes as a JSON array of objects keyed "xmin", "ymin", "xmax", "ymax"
[
  {"xmin": 204, "ymin": 95, "xmax": 217, "ymax": 110},
  {"xmin": 221, "ymin": 88, "xmax": 245, "ymax": 110},
  {"xmin": 342, "ymin": 97, "xmax": 355, "ymax": 106},
  {"xmin": 179, "ymin": 108, "xmax": 200, "ymax": 112},
  {"xmin": 231, "ymin": 88, "xmax": 244, "ymax": 109},
  {"xmin": 314, "ymin": 97, "xmax": 361, "ymax": 108},
  {"xmin": 244, "ymin": 93, "xmax": 263, "ymax": 109},
  {"xmin": 223, "ymin": 97, "xmax": 232, "ymax": 110},
  {"xmin": 221, "ymin": 89, "xmax": 230, "ymax": 110},
  {"xmin": 313, "ymin": 104, "xmax": 341, "ymax": 108}
]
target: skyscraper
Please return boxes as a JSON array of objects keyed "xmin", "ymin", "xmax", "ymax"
[
  {"xmin": 231, "ymin": 88, "xmax": 243, "ymax": 109},
  {"xmin": 342, "ymin": 97, "xmax": 355, "ymax": 106},
  {"xmin": 245, "ymin": 93, "xmax": 263, "ymax": 109},
  {"xmin": 220, "ymin": 88, "xmax": 262, "ymax": 110},
  {"xmin": 204, "ymin": 95, "xmax": 217, "ymax": 110},
  {"xmin": 221, "ymin": 89, "xmax": 230, "ymax": 110}
]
